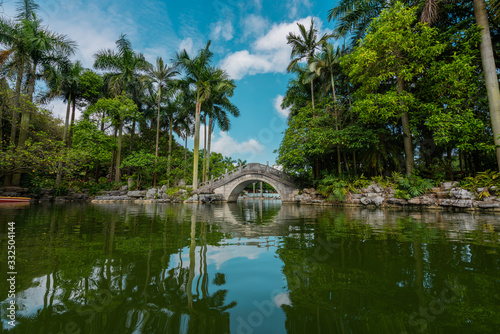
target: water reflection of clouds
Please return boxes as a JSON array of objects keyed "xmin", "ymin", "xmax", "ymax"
[{"xmin": 173, "ymin": 237, "xmax": 277, "ymax": 272}]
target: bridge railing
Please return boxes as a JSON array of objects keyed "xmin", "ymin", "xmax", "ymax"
[{"xmin": 197, "ymin": 163, "xmax": 294, "ymax": 190}]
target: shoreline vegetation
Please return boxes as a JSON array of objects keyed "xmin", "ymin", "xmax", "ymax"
[{"xmin": 1, "ymin": 1, "xmax": 500, "ymax": 203}]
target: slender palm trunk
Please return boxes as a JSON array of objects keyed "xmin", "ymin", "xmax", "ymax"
[
  {"xmin": 154, "ymin": 87, "xmax": 162, "ymax": 187},
  {"xmin": 397, "ymin": 72, "xmax": 414, "ymax": 175},
  {"xmin": 193, "ymin": 101, "xmax": 201, "ymax": 190},
  {"xmin": 115, "ymin": 122, "xmax": 123, "ymax": 183},
  {"xmin": 12, "ymin": 64, "xmax": 37, "ymax": 185},
  {"xmin": 16, "ymin": 62, "xmax": 37, "ymax": 149},
  {"xmin": 10, "ymin": 65, "xmax": 24, "ymax": 147},
  {"xmin": 68, "ymin": 98, "xmax": 76, "ymax": 147},
  {"xmin": 184, "ymin": 133, "xmax": 188, "ymax": 181},
  {"xmin": 127, "ymin": 118, "xmax": 136, "ymax": 176},
  {"xmin": 310, "ymin": 79, "xmax": 315, "ymax": 112},
  {"xmin": 100, "ymin": 109, "xmax": 105, "ymax": 132},
  {"xmin": 202, "ymin": 115, "xmax": 207, "ymax": 182},
  {"xmin": 167, "ymin": 116, "xmax": 173, "ymax": 188},
  {"xmin": 332, "ymin": 73, "xmax": 341, "ymax": 175},
  {"xmin": 55, "ymin": 96, "xmax": 72, "ymax": 187},
  {"xmin": 110, "ymin": 126, "xmax": 118, "ymax": 181},
  {"xmin": 206, "ymin": 117, "xmax": 213, "ymax": 181},
  {"xmin": 473, "ymin": 0, "xmax": 500, "ymax": 171}
]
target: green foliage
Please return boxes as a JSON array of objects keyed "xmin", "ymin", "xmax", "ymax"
[
  {"xmin": 317, "ymin": 174, "xmax": 371, "ymax": 201},
  {"xmin": 54, "ymin": 186, "xmax": 68, "ymax": 196},
  {"xmin": 459, "ymin": 170, "xmax": 500, "ymax": 198},
  {"xmin": 98, "ymin": 177, "xmax": 109, "ymax": 184},
  {"xmin": 392, "ymin": 173, "xmax": 434, "ymax": 199}
]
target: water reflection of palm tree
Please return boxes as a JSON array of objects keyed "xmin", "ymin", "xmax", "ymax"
[{"xmin": 185, "ymin": 212, "xmax": 236, "ymax": 333}]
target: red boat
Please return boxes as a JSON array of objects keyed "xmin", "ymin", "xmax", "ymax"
[{"xmin": 0, "ymin": 196, "xmax": 31, "ymax": 203}]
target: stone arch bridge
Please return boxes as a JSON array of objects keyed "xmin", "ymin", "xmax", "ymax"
[{"xmin": 193, "ymin": 163, "xmax": 299, "ymax": 203}]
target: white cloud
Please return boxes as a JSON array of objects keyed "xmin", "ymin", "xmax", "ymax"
[
  {"xmin": 253, "ymin": 0, "xmax": 263, "ymax": 11},
  {"xmin": 287, "ymin": 0, "xmax": 312, "ymax": 19},
  {"xmin": 242, "ymin": 14, "xmax": 269, "ymax": 39},
  {"xmin": 210, "ymin": 20, "xmax": 234, "ymax": 41},
  {"xmin": 212, "ymin": 132, "xmax": 264, "ymax": 157},
  {"xmin": 42, "ymin": 4, "xmax": 137, "ymax": 68},
  {"xmin": 273, "ymin": 95, "xmax": 290, "ymax": 118},
  {"xmin": 221, "ymin": 16, "xmax": 329, "ymax": 80},
  {"xmin": 177, "ymin": 37, "xmax": 208, "ymax": 58},
  {"xmin": 178, "ymin": 37, "xmax": 195, "ymax": 55}
]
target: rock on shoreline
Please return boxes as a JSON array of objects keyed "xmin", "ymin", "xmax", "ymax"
[{"xmin": 295, "ymin": 183, "xmax": 500, "ymax": 212}]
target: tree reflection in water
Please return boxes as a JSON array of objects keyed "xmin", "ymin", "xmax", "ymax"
[{"xmin": 4, "ymin": 204, "xmax": 236, "ymax": 334}]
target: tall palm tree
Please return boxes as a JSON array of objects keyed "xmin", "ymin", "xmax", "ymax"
[
  {"xmin": 1, "ymin": 0, "xmax": 46, "ymax": 146},
  {"xmin": 472, "ymin": 0, "xmax": 500, "ymax": 170},
  {"xmin": 202, "ymin": 68, "xmax": 239, "ymax": 182},
  {"xmin": 94, "ymin": 34, "xmax": 149, "ymax": 178},
  {"xmin": 43, "ymin": 60, "xmax": 84, "ymax": 187},
  {"xmin": 0, "ymin": 16, "xmax": 28, "ymax": 146},
  {"xmin": 286, "ymin": 18, "xmax": 329, "ymax": 111},
  {"xmin": 1, "ymin": 1, "xmax": 76, "ymax": 186},
  {"xmin": 173, "ymin": 41, "xmax": 214, "ymax": 190},
  {"xmin": 165, "ymin": 94, "xmax": 183, "ymax": 188},
  {"xmin": 17, "ymin": 15, "xmax": 76, "ymax": 149},
  {"xmin": 145, "ymin": 57, "xmax": 178, "ymax": 187},
  {"xmin": 308, "ymin": 43, "xmax": 345, "ymax": 174},
  {"xmin": 43, "ymin": 60, "xmax": 85, "ymax": 146},
  {"xmin": 94, "ymin": 34, "xmax": 150, "ymax": 97},
  {"xmin": 282, "ymin": 65, "xmax": 312, "ymax": 116},
  {"xmin": 175, "ymin": 81, "xmax": 196, "ymax": 181},
  {"xmin": 327, "ymin": 0, "xmax": 401, "ymax": 46}
]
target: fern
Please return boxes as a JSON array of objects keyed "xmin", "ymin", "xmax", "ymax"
[{"xmin": 394, "ymin": 174, "xmax": 433, "ymax": 199}]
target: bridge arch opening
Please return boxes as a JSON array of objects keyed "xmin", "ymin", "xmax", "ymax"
[
  {"xmin": 225, "ymin": 176, "xmax": 286, "ymax": 202},
  {"xmin": 240, "ymin": 182, "xmax": 280, "ymax": 200}
]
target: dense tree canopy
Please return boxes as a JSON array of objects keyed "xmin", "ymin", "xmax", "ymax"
[
  {"xmin": 278, "ymin": 0, "xmax": 500, "ymax": 186},
  {"xmin": 0, "ymin": 0, "xmax": 240, "ymax": 191}
]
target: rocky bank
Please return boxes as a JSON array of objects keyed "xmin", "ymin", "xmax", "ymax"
[{"xmin": 296, "ymin": 182, "xmax": 500, "ymax": 211}]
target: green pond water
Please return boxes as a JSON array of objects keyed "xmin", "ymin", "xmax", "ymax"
[{"xmin": 1, "ymin": 201, "xmax": 499, "ymax": 334}]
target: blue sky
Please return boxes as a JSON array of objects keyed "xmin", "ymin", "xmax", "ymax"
[{"xmin": 1, "ymin": 0, "xmax": 337, "ymax": 165}]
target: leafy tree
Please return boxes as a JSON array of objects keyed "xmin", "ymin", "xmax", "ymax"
[
  {"xmin": 90, "ymin": 94, "xmax": 138, "ymax": 182},
  {"xmin": 341, "ymin": 3, "xmax": 445, "ymax": 174},
  {"xmin": 420, "ymin": 0, "xmax": 500, "ymax": 170}
]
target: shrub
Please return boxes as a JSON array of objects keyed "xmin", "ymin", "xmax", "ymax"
[
  {"xmin": 392, "ymin": 173, "xmax": 434, "ymax": 199},
  {"xmin": 459, "ymin": 170, "xmax": 500, "ymax": 199}
]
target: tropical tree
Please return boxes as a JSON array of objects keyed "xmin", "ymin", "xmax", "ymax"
[
  {"xmin": 173, "ymin": 41, "xmax": 214, "ymax": 190},
  {"xmin": 145, "ymin": 56, "xmax": 178, "ymax": 187},
  {"xmin": 90, "ymin": 94, "xmax": 138, "ymax": 182},
  {"xmin": 327, "ymin": 0, "xmax": 401, "ymax": 46},
  {"xmin": 93, "ymin": 34, "xmax": 149, "ymax": 97},
  {"xmin": 43, "ymin": 60, "xmax": 85, "ymax": 187},
  {"xmin": 472, "ymin": 0, "xmax": 500, "ymax": 170},
  {"xmin": 420, "ymin": 0, "xmax": 500, "ymax": 170},
  {"xmin": 286, "ymin": 18, "xmax": 329, "ymax": 111},
  {"xmin": 1, "ymin": 0, "xmax": 76, "ymax": 186},
  {"xmin": 0, "ymin": 15, "xmax": 28, "ymax": 146},
  {"xmin": 19, "ymin": 16, "xmax": 76, "ymax": 147},
  {"xmin": 175, "ymin": 81, "xmax": 196, "ymax": 181},
  {"xmin": 202, "ymin": 67, "xmax": 239, "ymax": 182},
  {"xmin": 43, "ymin": 60, "xmax": 85, "ymax": 146},
  {"xmin": 341, "ymin": 3, "xmax": 448, "ymax": 174},
  {"xmin": 308, "ymin": 43, "xmax": 345, "ymax": 174}
]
